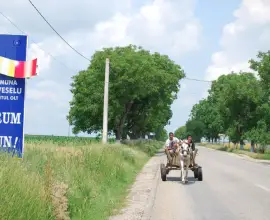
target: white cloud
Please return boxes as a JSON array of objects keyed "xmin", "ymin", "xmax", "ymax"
[
  {"xmin": 1, "ymin": 0, "xmax": 129, "ymax": 36},
  {"xmin": 26, "ymin": 89, "xmax": 55, "ymax": 101},
  {"xmin": 127, "ymin": 0, "xmax": 202, "ymax": 58},
  {"xmin": 28, "ymin": 43, "xmax": 51, "ymax": 73},
  {"xmin": 82, "ymin": 0, "xmax": 202, "ymax": 59},
  {"xmin": 205, "ymin": 0, "xmax": 270, "ymax": 81},
  {"xmin": 1, "ymin": 0, "xmax": 202, "ymax": 135}
]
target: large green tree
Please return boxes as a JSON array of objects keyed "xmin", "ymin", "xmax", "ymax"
[
  {"xmin": 185, "ymin": 119, "xmax": 205, "ymax": 142},
  {"xmin": 185, "ymin": 50, "xmax": 270, "ymax": 152},
  {"xmin": 190, "ymin": 97, "xmax": 224, "ymax": 142},
  {"xmin": 174, "ymin": 125, "xmax": 187, "ymax": 139},
  {"xmin": 68, "ymin": 45, "xmax": 185, "ymax": 139},
  {"xmin": 209, "ymin": 72, "xmax": 262, "ymax": 148},
  {"xmin": 249, "ymin": 50, "xmax": 270, "ymax": 91},
  {"xmin": 245, "ymin": 50, "xmax": 270, "ymax": 151},
  {"xmin": 154, "ymin": 128, "xmax": 168, "ymax": 141}
]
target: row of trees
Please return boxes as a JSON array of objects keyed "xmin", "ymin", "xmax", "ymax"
[
  {"xmin": 177, "ymin": 51, "xmax": 270, "ymax": 153},
  {"xmin": 174, "ymin": 120, "xmax": 205, "ymax": 142},
  {"xmin": 67, "ymin": 45, "xmax": 184, "ymax": 141}
]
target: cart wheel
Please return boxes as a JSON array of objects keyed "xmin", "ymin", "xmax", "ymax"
[
  {"xmin": 197, "ymin": 167, "xmax": 203, "ymax": 181},
  {"xmin": 194, "ymin": 168, "xmax": 198, "ymax": 179},
  {"xmin": 160, "ymin": 163, "xmax": 167, "ymax": 181}
]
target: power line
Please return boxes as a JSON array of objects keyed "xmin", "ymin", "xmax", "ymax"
[
  {"xmin": 28, "ymin": 0, "xmax": 91, "ymax": 62},
  {"xmin": 1, "ymin": 10, "xmax": 213, "ymax": 83},
  {"xmin": 0, "ymin": 11, "xmax": 79, "ymax": 73},
  {"xmin": 184, "ymin": 77, "xmax": 212, "ymax": 83},
  {"xmin": 26, "ymin": 1, "xmax": 214, "ymax": 83}
]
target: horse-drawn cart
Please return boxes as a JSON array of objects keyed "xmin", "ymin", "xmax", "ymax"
[{"xmin": 160, "ymin": 149, "xmax": 203, "ymax": 182}]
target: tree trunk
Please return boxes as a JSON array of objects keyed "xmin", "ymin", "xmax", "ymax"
[
  {"xmin": 238, "ymin": 124, "xmax": 244, "ymax": 150},
  {"xmin": 250, "ymin": 140, "xmax": 255, "ymax": 152},
  {"xmin": 114, "ymin": 101, "xmax": 134, "ymax": 141},
  {"xmin": 240, "ymin": 139, "xmax": 244, "ymax": 150},
  {"xmin": 115, "ymin": 128, "xmax": 121, "ymax": 141},
  {"xmin": 121, "ymin": 132, "xmax": 127, "ymax": 140},
  {"xmin": 128, "ymin": 132, "xmax": 137, "ymax": 140}
]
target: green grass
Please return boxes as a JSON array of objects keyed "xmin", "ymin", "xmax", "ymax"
[
  {"xmin": 25, "ymin": 134, "xmax": 116, "ymax": 145},
  {"xmin": 0, "ymin": 154, "xmax": 53, "ymax": 220},
  {"xmin": 0, "ymin": 136, "xmax": 162, "ymax": 220},
  {"xmin": 121, "ymin": 139, "xmax": 163, "ymax": 156},
  {"xmin": 201, "ymin": 143, "xmax": 270, "ymax": 160}
]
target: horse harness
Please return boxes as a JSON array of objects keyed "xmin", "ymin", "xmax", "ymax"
[{"xmin": 180, "ymin": 141, "xmax": 191, "ymax": 155}]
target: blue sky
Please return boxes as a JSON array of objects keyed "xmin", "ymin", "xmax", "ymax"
[{"xmin": 1, "ymin": 0, "xmax": 270, "ymax": 136}]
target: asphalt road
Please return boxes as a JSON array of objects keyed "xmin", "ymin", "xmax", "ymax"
[{"xmin": 150, "ymin": 146, "xmax": 270, "ymax": 220}]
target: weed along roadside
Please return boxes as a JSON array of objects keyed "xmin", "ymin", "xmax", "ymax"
[{"xmin": 0, "ymin": 138, "xmax": 162, "ymax": 220}]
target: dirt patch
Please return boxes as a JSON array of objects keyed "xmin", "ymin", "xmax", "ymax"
[{"xmin": 52, "ymin": 182, "xmax": 70, "ymax": 220}]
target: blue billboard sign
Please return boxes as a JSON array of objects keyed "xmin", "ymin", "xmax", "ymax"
[{"xmin": 0, "ymin": 34, "xmax": 27, "ymax": 158}]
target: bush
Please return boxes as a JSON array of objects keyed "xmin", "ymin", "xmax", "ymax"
[
  {"xmin": 256, "ymin": 145, "xmax": 266, "ymax": 154},
  {"xmin": 121, "ymin": 139, "xmax": 162, "ymax": 156}
]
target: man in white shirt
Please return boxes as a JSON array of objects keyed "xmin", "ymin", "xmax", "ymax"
[{"xmin": 164, "ymin": 132, "xmax": 181, "ymax": 164}]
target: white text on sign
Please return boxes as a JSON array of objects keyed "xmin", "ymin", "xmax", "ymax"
[
  {"xmin": 0, "ymin": 79, "xmax": 18, "ymax": 86},
  {"xmin": 0, "ymin": 79, "xmax": 22, "ymax": 101},
  {"xmin": 0, "ymin": 112, "xmax": 22, "ymax": 124},
  {"xmin": 0, "ymin": 136, "xmax": 19, "ymax": 148}
]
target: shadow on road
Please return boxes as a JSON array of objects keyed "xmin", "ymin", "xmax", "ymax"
[{"xmin": 166, "ymin": 176, "xmax": 196, "ymax": 185}]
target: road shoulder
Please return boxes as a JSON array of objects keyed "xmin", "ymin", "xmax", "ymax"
[{"xmin": 109, "ymin": 150, "xmax": 162, "ymax": 220}]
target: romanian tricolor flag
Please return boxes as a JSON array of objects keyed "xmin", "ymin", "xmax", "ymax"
[{"xmin": 0, "ymin": 56, "xmax": 37, "ymax": 78}]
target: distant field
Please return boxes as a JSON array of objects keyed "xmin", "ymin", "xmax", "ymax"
[{"xmin": 24, "ymin": 134, "xmax": 116, "ymax": 145}]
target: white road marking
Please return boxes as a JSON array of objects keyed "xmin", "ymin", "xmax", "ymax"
[{"xmin": 255, "ymin": 184, "xmax": 270, "ymax": 192}]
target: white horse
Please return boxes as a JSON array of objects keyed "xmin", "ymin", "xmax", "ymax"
[{"xmin": 179, "ymin": 140, "xmax": 191, "ymax": 183}]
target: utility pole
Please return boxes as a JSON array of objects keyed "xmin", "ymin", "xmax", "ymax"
[{"xmin": 102, "ymin": 58, "xmax": 110, "ymax": 144}]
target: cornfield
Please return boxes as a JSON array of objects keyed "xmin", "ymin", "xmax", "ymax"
[{"xmin": 24, "ymin": 135, "xmax": 115, "ymax": 146}]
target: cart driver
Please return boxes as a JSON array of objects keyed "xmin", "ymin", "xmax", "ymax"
[
  {"xmin": 187, "ymin": 135, "xmax": 198, "ymax": 167},
  {"xmin": 164, "ymin": 132, "xmax": 181, "ymax": 164}
]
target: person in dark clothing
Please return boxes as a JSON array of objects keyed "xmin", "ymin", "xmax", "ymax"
[{"xmin": 187, "ymin": 135, "xmax": 198, "ymax": 167}]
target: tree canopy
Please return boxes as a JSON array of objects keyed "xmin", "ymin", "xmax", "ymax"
[
  {"xmin": 175, "ymin": 50, "xmax": 270, "ymax": 153},
  {"xmin": 67, "ymin": 45, "xmax": 185, "ymax": 140},
  {"xmin": 174, "ymin": 125, "xmax": 187, "ymax": 140}
]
